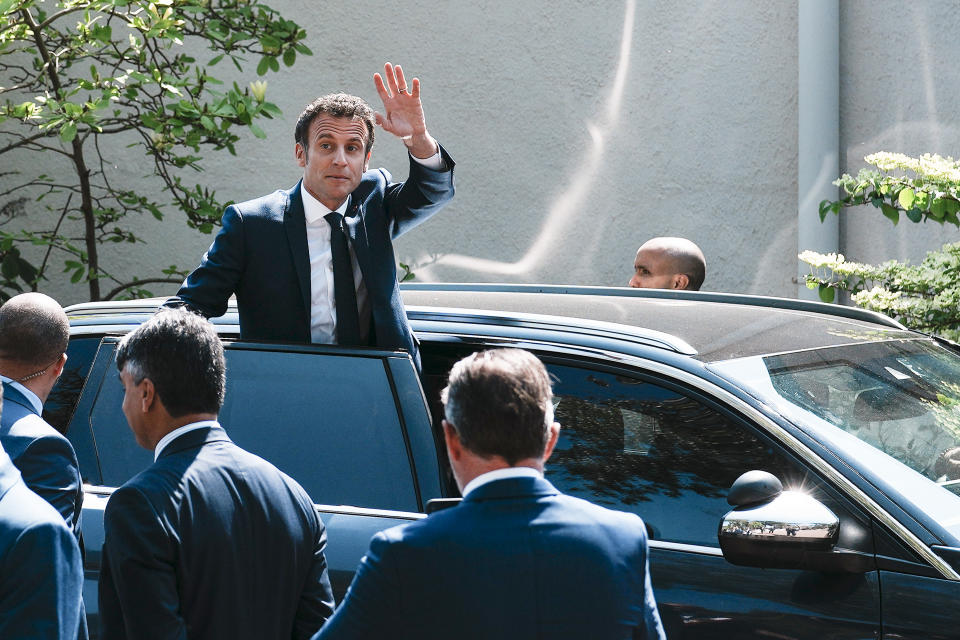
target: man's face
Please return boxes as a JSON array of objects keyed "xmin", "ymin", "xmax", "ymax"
[
  {"xmin": 119, "ymin": 366, "xmax": 149, "ymax": 449},
  {"xmin": 296, "ymin": 114, "xmax": 371, "ymax": 210},
  {"xmin": 628, "ymin": 247, "xmax": 682, "ymax": 289}
]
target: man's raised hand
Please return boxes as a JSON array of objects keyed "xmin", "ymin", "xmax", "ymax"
[{"xmin": 373, "ymin": 62, "xmax": 438, "ymax": 159}]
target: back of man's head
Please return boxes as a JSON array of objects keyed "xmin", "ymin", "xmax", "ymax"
[
  {"xmin": 116, "ymin": 309, "xmax": 225, "ymax": 418},
  {"xmin": 441, "ymin": 349, "xmax": 554, "ymax": 466},
  {"xmin": 0, "ymin": 293, "xmax": 69, "ymax": 368}
]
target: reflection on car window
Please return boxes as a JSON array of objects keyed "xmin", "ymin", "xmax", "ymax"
[
  {"xmin": 45, "ymin": 337, "xmax": 100, "ymax": 435},
  {"xmin": 545, "ymin": 365, "xmax": 804, "ymax": 547},
  {"xmin": 765, "ymin": 340, "xmax": 960, "ymax": 494},
  {"xmin": 91, "ymin": 347, "xmax": 419, "ymax": 512}
]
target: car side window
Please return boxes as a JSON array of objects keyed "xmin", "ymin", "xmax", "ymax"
[
  {"xmin": 45, "ymin": 337, "xmax": 101, "ymax": 435},
  {"xmin": 545, "ymin": 364, "xmax": 816, "ymax": 547},
  {"xmin": 89, "ymin": 345, "xmax": 420, "ymax": 512}
]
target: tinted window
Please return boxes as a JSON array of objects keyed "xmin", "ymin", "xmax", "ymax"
[
  {"xmin": 546, "ymin": 364, "xmax": 811, "ymax": 547},
  {"xmin": 90, "ymin": 345, "xmax": 419, "ymax": 512},
  {"xmin": 45, "ymin": 337, "xmax": 100, "ymax": 434}
]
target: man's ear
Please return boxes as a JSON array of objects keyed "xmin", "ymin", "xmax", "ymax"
[
  {"xmin": 672, "ymin": 274, "xmax": 690, "ymax": 290},
  {"xmin": 442, "ymin": 420, "xmax": 462, "ymax": 462},
  {"xmin": 363, "ymin": 149, "xmax": 371, "ymax": 172},
  {"xmin": 51, "ymin": 352, "xmax": 67, "ymax": 379},
  {"xmin": 140, "ymin": 378, "xmax": 158, "ymax": 413},
  {"xmin": 542, "ymin": 422, "xmax": 561, "ymax": 463},
  {"xmin": 295, "ymin": 141, "xmax": 306, "ymax": 168}
]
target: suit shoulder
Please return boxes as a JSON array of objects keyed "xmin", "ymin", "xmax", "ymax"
[
  {"xmin": 230, "ymin": 186, "xmax": 294, "ymax": 220},
  {"xmin": 553, "ymin": 493, "xmax": 647, "ymax": 529},
  {"xmin": 0, "ymin": 481, "xmax": 70, "ymax": 533}
]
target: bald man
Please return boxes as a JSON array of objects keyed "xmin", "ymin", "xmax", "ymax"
[
  {"xmin": 628, "ymin": 237, "xmax": 706, "ymax": 291},
  {"xmin": 0, "ymin": 293, "xmax": 83, "ymax": 538}
]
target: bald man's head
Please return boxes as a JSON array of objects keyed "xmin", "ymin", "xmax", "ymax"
[
  {"xmin": 0, "ymin": 293, "xmax": 69, "ymax": 368},
  {"xmin": 628, "ymin": 237, "xmax": 706, "ymax": 291}
]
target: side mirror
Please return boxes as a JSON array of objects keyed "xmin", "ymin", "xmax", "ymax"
[{"xmin": 719, "ymin": 471, "xmax": 871, "ymax": 573}]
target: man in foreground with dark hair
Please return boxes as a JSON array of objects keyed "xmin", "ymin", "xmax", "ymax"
[
  {"xmin": 99, "ymin": 309, "xmax": 334, "ymax": 639},
  {"xmin": 0, "ymin": 384, "xmax": 85, "ymax": 640},
  {"xmin": 628, "ymin": 236, "xmax": 706, "ymax": 291},
  {"xmin": 169, "ymin": 62, "xmax": 454, "ymax": 369},
  {"xmin": 314, "ymin": 348, "xmax": 665, "ymax": 640},
  {"xmin": 0, "ymin": 293, "xmax": 83, "ymax": 538}
]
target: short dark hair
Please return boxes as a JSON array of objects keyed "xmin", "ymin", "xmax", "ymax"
[
  {"xmin": 294, "ymin": 93, "xmax": 375, "ymax": 155},
  {"xmin": 0, "ymin": 293, "xmax": 69, "ymax": 367},
  {"xmin": 678, "ymin": 253, "xmax": 706, "ymax": 291},
  {"xmin": 116, "ymin": 309, "xmax": 225, "ymax": 418},
  {"xmin": 441, "ymin": 349, "xmax": 554, "ymax": 465}
]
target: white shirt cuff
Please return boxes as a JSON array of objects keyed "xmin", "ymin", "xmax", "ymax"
[{"xmin": 410, "ymin": 147, "xmax": 444, "ymax": 170}]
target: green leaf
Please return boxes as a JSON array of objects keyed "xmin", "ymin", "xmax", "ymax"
[
  {"xmin": 59, "ymin": 121, "xmax": 77, "ymax": 143},
  {"xmin": 0, "ymin": 0, "xmax": 17, "ymax": 16},
  {"xmin": 282, "ymin": 48, "xmax": 296, "ymax": 67},
  {"xmin": 1, "ymin": 254, "xmax": 18, "ymax": 280},
  {"xmin": 256, "ymin": 57, "xmax": 270, "ymax": 76},
  {"xmin": 931, "ymin": 198, "xmax": 947, "ymax": 220},
  {"xmin": 249, "ymin": 123, "xmax": 266, "ymax": 139},
  {"xmin": 898, "ymin": 187, "xmax": 916, "ymax": 210},
  {"xmin": 818, "ymin": 199, "xmax": 831, "ymax": 222},
  {"xmin": 818, "ymin": 284, "xmax": 836, "ymax": 304},
  {"xmin": 880, "ymin": 203, "xmax": 900, "ymax": 225},
  {"xmin": 906, "ymin": 208, "xmax": 923, "ymax": 223},
  {"xmin": 200, "ymin": 115, "xmax": 215, "ymax": 130},
  {"xmin": 805, "ymin": 280, "xmax": 818, "ymax": 290}
]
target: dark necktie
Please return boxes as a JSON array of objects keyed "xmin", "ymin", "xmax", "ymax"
[{"xmin": 324, "ymin": 211, "xmax": 362, "ymax": 345}]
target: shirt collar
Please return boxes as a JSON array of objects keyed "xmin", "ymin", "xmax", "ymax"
[
  {"xmin": 301, "ymin": 185, "xmax": 349, "ymax": 225},
  {"xmin": 0, "ymin": 375, "xmax": 42, "ymax": 415},
  {"xmin": 154, "ymin": 420, "xmax": 220, "ymax": 461},
  {"xmin": 461, "ymin": 466, "xmax": 542, "ymax": 498}
]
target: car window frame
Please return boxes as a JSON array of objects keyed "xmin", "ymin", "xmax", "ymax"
[{"xmin": 72, "ymin": 336, "xmax": 438, "ymax": 512}]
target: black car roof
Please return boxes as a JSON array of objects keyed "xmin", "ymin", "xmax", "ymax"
[{"xmin": 64, "ymin": 284, "xmax": 919, "ymax": 363}]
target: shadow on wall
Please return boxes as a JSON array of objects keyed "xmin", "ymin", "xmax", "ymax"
[{"xmin": 416, "ymin": 0, "xmax": 636, "ymax": 282}]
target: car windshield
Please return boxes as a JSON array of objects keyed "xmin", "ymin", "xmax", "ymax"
[{"xmin": 711, "ymin": 338, "xmax": 960, "ymax": 540}]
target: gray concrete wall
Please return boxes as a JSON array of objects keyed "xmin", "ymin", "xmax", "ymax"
[
  {"xmin": 6, "ymin": 0, "xmax": 960, "ymax": 305},
  {"xmin": 839, "ymin": 0, "xmax": 960, "ymax": 266}
]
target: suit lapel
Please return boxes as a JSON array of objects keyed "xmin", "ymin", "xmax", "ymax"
[
  {"xmin": 284, "ymin": 182, "xmax": 312, "ymax": 323},
  {"xmin": 343, "ymin": 199, "xmax": 371, "ymax": 278}
]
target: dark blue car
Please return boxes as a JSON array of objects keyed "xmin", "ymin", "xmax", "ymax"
[{"xmin": 55, "ymin": 285, "xmax": 960, "ymax": 638}]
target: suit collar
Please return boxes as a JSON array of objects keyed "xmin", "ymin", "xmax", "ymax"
[
  {"xmin": 0, "ymin": 380, "xmax": 41, "ymax": 416},
  {"xmin": 462, "ymin": 475, "xmax": 560, "ymax": 503},
  {"xmin": 156, "ymin": 424, "xmax": 232, "ymax": 460}
]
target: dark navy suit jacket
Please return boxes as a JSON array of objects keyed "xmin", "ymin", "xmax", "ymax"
[
  {"xmin": 98, "ymin": 425, "xmax": 335, "ymax": 640},
  {"xmin": 0, "ymin": 442, "xmax": 83, "ymax": 640},
  {"xmin": 314, "ymin": 475, "xmax": 666, "ymax": 640},
  {"xmin": 0, "ymin": 382, "xmax": 83, "ymax": 538},
  {"xmin": 170, "ymin": 148, "xmax": 455, "ymax": 368}
]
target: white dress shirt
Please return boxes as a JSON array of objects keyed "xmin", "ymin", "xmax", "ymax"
[
  {"xmin": 0, "ymin": 374, "xmax": 42, "ymax": 415},
  {"xmin": 154, "ymin": 420, "xmax": 219, "ymax": 461},
  {"xmin": 301, "ymin": 191, "xmax": 371, "ymax": 344},
  {"xmin": 461, "ymin": 466, "xmax": 542, "ymax": 498},
  {"xmin": 301, "ymin": 150, "xmax": 445, "ymax": 344}
]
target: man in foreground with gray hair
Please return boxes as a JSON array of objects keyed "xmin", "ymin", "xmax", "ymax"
[
  {"xmin": 99, "ymin": 309, "xmax": 334, "ymax": 639},
  {"xmin": 314, "ymin": 348, "xmax": 665, "ymax": 639}
]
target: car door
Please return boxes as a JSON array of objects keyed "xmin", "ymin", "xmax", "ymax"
[
  {"xmin": 419, "ymin": 341, "xmax": 882, "ymax": 638},
  {"xmin": 539, "ymin": 358, "xmax": 882, "ymax": 639},
  {"xmin": 64, "ymin": 339, "xmax": 441, "ymax": 638}
]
